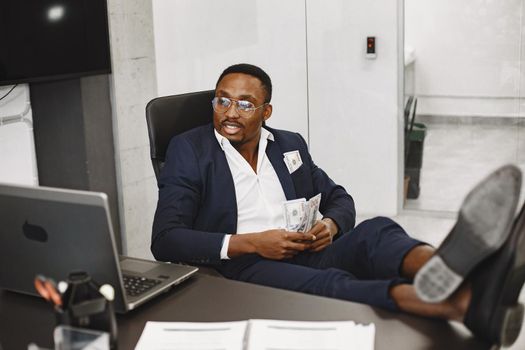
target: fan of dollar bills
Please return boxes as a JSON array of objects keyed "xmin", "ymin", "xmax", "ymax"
[{"xmin": 283, "ymin": 193, "xmax": 321, "ymax": 233}]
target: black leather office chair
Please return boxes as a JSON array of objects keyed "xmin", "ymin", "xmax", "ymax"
[
  {"xmin": 146, "ymin": 90, "xmax": 215, "ymax": 179},
  {"xmin": 146, "ymin": 89, "xmax": 222, "ymax": 277}
]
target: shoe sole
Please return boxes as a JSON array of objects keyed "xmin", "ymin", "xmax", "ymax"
[
  {"xmin": 499, "ymin": 303, "xmax": 524, "ymax": 346},
  {"xmin": 415, "ymin": 165, "xmax": 522, "ymax": 303},
  {"xmin": 492, "ymin": 251, "xmax": 525, "ymax": 346},
  {"xmin": 492, "ymin": 211, "xmax": 525, "ymax": 347}
]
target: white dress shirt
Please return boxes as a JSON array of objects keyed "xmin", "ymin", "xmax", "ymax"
[{"xmin": 214, "ymin": 128, "xmax": 287, "ymax": 259}]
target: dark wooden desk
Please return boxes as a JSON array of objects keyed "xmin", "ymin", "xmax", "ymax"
[{"xmin": 0, "ymin": 273, "xmax": 490, "ymax": 350}]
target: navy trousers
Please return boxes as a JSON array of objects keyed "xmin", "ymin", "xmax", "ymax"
[{"xmin": 216, "ymin": 217, "xmax": 423, "ymax": 311}]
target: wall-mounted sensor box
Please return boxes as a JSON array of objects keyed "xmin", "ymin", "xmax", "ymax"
[{"xmin": 366, "ymin": 37, "xmax": 376, "ymax": 59}]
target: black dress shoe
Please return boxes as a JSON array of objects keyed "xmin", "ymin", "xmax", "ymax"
[
  {"xmin": 464, "ymin": 200, "xmax": 525, "ymax": 346},
  {"xmin": 415, "ymin": 165, "xmax": 522, "ymax": 303}
]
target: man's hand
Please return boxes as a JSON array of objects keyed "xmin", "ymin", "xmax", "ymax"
[
  {"xmin": 253, "ymin": 229, "xmax": 315, "ymax": 259},
  {"xmin": 229, "ymin": 229, "xmax": 314, "ymax": 260},
  {"xmin": 306, "ymin": 218, "xmax": 338, "ymax": 252}
]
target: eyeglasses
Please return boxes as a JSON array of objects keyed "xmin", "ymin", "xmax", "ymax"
[{"xmin": 212, "ymin": 97, "xmax": 267, "ymax": 118}]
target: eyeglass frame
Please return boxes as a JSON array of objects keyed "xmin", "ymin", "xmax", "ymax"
[{"xmin": 211, "ymin": 96, "xmax": 269, "ymax": 118}]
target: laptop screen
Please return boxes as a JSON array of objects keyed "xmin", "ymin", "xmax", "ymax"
[{"xmin": 0, "ymin": 185, "xmax": 127, "ymax": 312}]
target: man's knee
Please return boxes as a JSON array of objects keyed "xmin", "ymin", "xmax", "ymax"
[
  {"xmin": 363, "ymin": 216, "xmax": 397, "ymax": 228},
  {"xmin": 357, "ymin": 216, "xmax": 401, "ymax": 239}
]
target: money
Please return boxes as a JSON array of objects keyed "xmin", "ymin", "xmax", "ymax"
[
  {"xmin": 304, "ymin": 193, "xmax": 321, "ymax": 233},
  {"xmin": 283, "ymin": 150, "xmax": 302, "ymax": 173},
  {"xmin": 283, "ymin": 198, "xmax": 306, "ymax": 232},
  {"xmin": 283, "ymin": 193, "xmax": 322, "ymax": 233}
]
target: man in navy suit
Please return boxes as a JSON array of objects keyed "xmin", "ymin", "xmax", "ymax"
[{"xmin": 152, "ymin": 63, "xmax": 525, "ymax": 346}]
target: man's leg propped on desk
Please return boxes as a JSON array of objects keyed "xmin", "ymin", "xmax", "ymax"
[{"xmin": 394, "ymin": 164, "xmax": 525, "ymax": 347}]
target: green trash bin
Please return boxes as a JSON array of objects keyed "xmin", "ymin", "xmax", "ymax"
[{"xmin": 405, "ymin": 122, "xmax": 426, "ymax": 199}]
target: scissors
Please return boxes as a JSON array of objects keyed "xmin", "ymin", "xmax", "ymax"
[{"xmin": 34, "ymin": 275, "xmax": 62, "ymax": 308}]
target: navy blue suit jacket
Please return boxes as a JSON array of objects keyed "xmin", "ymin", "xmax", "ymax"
[{"xmin": 152, "ymin": 123, "xmax": 356, "ymax": 266}]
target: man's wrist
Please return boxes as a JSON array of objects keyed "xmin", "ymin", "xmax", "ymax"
[
  {"xmin": 321, "ymin": 217, "xmax": 339, "ymax": 237},
  {"xmin": 228, "ymin": 233, "xmax": 257, "ymax": 257}
]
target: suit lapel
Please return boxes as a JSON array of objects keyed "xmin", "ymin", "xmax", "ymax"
[{"xmin": 266, "ymin": 140, "xmax": 296, "ymax": 200}]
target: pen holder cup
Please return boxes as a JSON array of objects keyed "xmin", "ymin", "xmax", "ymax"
[
  {"xmin": 53, "ymin": 325, "xmax": 110, "ymax": 350},
  {"xmin": 56, "ymin": 272, "xmax": 117, "ymax": 349}
]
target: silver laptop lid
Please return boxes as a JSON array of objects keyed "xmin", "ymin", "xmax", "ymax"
[{"xmin": 0, "ymin": 183, "xmax": 128, "ymax": 312}]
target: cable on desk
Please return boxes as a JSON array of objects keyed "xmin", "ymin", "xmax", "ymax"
[{"xmin": 0, "ymin": 84, "xmax": 18, "ymax": 101}]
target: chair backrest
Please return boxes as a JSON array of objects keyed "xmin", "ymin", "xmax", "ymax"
[{"xmin": 145, "ymin": 90, "xmax": 215, "ymax": 179}]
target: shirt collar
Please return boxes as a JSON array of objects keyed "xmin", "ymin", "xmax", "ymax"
[{"xmin": 214, "ymin": 126, "xmax": 274, "ymax": 151}]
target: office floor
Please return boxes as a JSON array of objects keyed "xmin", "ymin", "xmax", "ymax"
[{"xmin": 404, "ymin": 117, "xmax": 525, "ymax": 213}]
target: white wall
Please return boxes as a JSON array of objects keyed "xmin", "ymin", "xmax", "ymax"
[
  {"xmin": 153, "ymin": 0, "xmax": 309, "ymax": 139},
  {"xmin": 153, "ymin": 0, "xmax": 402, "ymax": 216},
  {"xmin": 406, "ymin": 0, "xmax": 524, "ymax": 117},
  {"xmin": 307, "ymin": 0, "xmax": 401, "ymax": 216},
  {"xmin": 0, "ymin": 84, "xmax": 38, "ymax": 186}
]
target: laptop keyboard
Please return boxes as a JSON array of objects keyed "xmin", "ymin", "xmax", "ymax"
[{"xmin": 123, "ymin": 275, "xmax": 162, "ymax": 297}]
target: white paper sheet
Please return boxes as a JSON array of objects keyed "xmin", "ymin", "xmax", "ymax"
[
  {"xmin": 134, "ymin": 321, "xmax": 248, "ymax": 350},
  {"xmin": 246, "ymin": 319, "xmax": 375, "ymax": 350},
  {"xmin": 134, "ymin": 319, "xmax": 375, "ymax": 350}
]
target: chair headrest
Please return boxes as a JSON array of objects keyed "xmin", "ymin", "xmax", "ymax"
[{"xmin": 146, "ymin": 90, "xmax": 215, "ymax": 162}]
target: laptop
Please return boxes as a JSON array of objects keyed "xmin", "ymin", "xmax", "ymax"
[{"xmin": 0, "ymin": 183, "xmax": 198, "ymax": 313}]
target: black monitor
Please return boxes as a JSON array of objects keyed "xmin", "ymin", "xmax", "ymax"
[{"xmin": 0, "ymin": 0, "xmax": 111, "ymax": 86}]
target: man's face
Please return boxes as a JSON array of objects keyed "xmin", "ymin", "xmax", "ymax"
[{"xmin": 213, "ymin": 73, "xmax": 272, "ymax": 149}]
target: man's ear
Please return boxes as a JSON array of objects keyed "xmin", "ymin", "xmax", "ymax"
[{"xmin": 263, "ymin": 104, "xmax": 273, "ymax": 121}]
